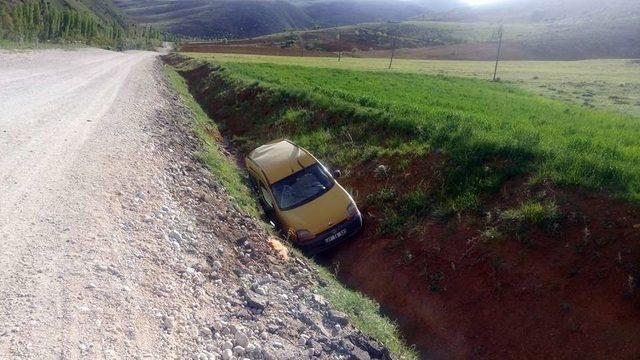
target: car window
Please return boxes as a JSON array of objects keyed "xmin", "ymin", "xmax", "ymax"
[{"xmin": 271, "ymin": 164, "xmax": 334, "ymax": 210}]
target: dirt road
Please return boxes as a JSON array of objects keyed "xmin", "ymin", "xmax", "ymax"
[
  {"xmin": 0, "ymin": 48, "xmax": 191, "ymax": 357},
  {"xmin": 0, "ymin": 49, "xmax": 389, "ymax": 359}
]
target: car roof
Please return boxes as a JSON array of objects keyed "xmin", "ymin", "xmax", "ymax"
[{"xmin": 247, "ymin": 139, "xmax": 318, "ymax": 184}]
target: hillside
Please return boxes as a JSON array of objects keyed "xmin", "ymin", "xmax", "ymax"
[
  {"xmin": 113, "ymin": 0, "xmax": 311, "ymax": 38},
  {"xmin": 0, "ymin": 0, "xmax": 161, "ymax": 48},
  {"xmin": 112, "ymin": 0, "xmax": 464, "ymax": 38},
  {"xmin": 1, "ymin": 0, "xmax": 128, "ymax": 26}
]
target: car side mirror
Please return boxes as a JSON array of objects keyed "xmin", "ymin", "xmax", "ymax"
[{"xmin": 332, "ymin": 169, "xmax": 342, "ymax": 179}]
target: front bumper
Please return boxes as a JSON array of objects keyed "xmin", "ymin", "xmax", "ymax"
[{"xmin": 298, "ymin": 213, "xmax": 363, "ymax": 255}]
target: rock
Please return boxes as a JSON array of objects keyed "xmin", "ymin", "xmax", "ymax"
[
  {"xmin": 221, "ymin": 349, "xmax": 233, "ymax": 360},
  {"xmin": 163, "ymin": 316, "xmax": 174, "ymax": 332},
  {"xmin": 298, "ymin": 335, "xmax": 309, "ymax": 346},
  {"xmin": 222, "ymin": 341, "xmax": 233, "ymax": 350},
  {"xmin": 235, "ymin": 331, "xmax": 249, "ymax": 348},
  {"xmin": 312, "ymin": 294, "xmax": 326, "ymax": 306},
  {"xmin": 350, "ymin": 347, "xmax": 371, "ymax": 360},
  {"xmin": 236, "ymin": 236, "xmax": 250, "ymax": 247},
  {"xmin": 254, "ymin": 286, "xmax": 268, "ymax": 296},
  {"xmin": 232, "ymin": 346, "xmax": 245, "ymax": 356},
  {"xmin": 226, "ymin": 324, "xmax": 238, "ymax": 335},
  {"xmin": 298, "ymin": 310, "xmax": 331, "ymax": 337},
  {"xmin": 242, "ymin": 289, "xmax": 268, "ymax": 310},
  {"xmin": 211, "ymin": 260, "xmax": 222, "ymax": 271},
  {"xmin": 262, "ymin": 350, "xmax": 276, "ymax": 360},
  {"xmin": 328, "ymin": 310, "xmax": 349, "ymax": 327},
  {"xmin": 374, "ymin": 164, "xmax": 388, "ymax": 176},
  {"xmin": 348, "ymin": 335, "xmax": 391, "ymax": 360},
  {"xmin": 199, "ymin": 326, "xmax": 212, "ymax": 339},
  {"xmin": 267, "ymin": 324, "xmax": 279, "ymax": 333},
  {"xmin": 168, "ymin": 230, "xmax": 182, "ymax": 242}
]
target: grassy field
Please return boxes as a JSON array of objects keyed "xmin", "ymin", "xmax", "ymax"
[
  {"xmin": 178, "ymin": 53, "xmax": 640, "ymax": 209},
  {"xmin": 183, "ymin": 52, "xmax": 640, "ymax": 117}
]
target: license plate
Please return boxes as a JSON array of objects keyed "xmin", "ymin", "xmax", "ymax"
[{"xmin": 325, "ymin": 229, "xmax": 348, "ymax": 244}]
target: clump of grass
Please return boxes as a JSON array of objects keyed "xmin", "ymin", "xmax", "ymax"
[
  {"xmin": 367, "ymin": 188, "xmax": 396, "ymax": 206},
  {"xmin": 401, "ymin": 190, "xmax": 432, "ymax": 217},
  {"xmin": 481, "ymin": 226, "xmax": 503, "ymax": 240},
  {"xmin": 378, "ymin": 208, "xmax": 407, "ymax": 236},
  {"xmin": 500, "ymin": 200, "xmax": 561, "ymax": 227}
]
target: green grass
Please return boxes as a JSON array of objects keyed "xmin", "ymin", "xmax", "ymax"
[
  {"xmin": 211, "ymin": 61, "xmax": 640, "ymax": 203},
  {"xmin": 501, "ymin": 200, "xmax": 561, "ymax": 227},
  {"xmin": 164, "ymin": 63, "xmax": 417, "ymax": 360},
  {"xmin": 184, "ymin": 52, "xmax": 640, "ymax": 117}
]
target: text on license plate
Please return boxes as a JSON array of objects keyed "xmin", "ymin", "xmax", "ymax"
[{"xmin": 325, "ymin": 229, "xmax": 348, "ymax": 243}]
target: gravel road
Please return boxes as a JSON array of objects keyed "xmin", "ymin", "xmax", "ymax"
[{"xmin": 0, "ymin": 49, "xmax": 390, "ymax": 359}]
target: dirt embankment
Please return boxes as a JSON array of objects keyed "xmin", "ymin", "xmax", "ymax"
[
  {"xmin": 333, "ymin": 163, "xmax": 640, "ymax": 359},
  {"xmin": 167, "ymin": 55, "xmax": 640, "ymax": 359}
]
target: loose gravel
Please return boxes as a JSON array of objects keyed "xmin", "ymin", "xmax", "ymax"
[{"xmin": 0, "ymin": 48, "xmax": 390, "ymax": 359}]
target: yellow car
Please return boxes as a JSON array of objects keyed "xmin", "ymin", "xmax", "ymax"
[{"xmin": 245, "ymin": 139, "xmax": 362, "ymax": 254}]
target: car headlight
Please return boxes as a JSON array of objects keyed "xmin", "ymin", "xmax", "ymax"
[
  {"xmin": 346, "ymin": 203, "xmax": 359, "ymax": 219},
  {"xmin": 296, "ymin": 229, "xmax": 315, "ymax": 243}
]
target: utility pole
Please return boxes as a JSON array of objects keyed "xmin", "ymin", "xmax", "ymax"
[
  {"xmin": 299, "ymin": 34, "xmax": 304, "ymax": 57},
  {"xmin": 337, "ymin": 32, "xmax": 341, "ymax": 62},
  {"xmin": 493, "ymin": 24, "xmax": 504, "ymax": 82},
  {"xmin": 388, "ymin": 36, "xmax": 396, "ymax": 70}
]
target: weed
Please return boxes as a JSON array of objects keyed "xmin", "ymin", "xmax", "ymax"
[
  {"xmin": 379, "ymin": 208, "xmax": 407, "ymax": 236},
  {"xmin": 367, "ymin": 188, "xmax": 396, "ymax": 206},
  {"xmin": 401, "ymin": 190, "xmax": 432, "ymax": 217},
  {"xmin": 501, "ymin": 200, "xmax": 561, "ymax": 227},
  {"xmin": 481, "ymin": 227, "xmax": 503, "ymax": 240}
]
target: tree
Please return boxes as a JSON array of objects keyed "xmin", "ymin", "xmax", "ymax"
[{"xmin": 0, "ymin": 3, "xmax": 14, "ymax": 37}]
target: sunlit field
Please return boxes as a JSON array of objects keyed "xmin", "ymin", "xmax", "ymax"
[
  {"xmin": 183, "ymin": 52, "xmax": 640, "ymax": 116},
  {"xmin": 177, "ymin": 53, "xmax": 640, "ymax": 205}
]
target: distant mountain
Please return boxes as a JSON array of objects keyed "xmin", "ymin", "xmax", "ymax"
[
  {"xmin": 422, "ymin": 0, "xmax": 640, "ymax": 23},
  {"xmin": 302, "ymin": 1, "xmax": 424, "ymax": 27},
  {"xmin": 113, "ymin": 0, "xmax": 466, "ymax": 38},
  {"xmin": 182, "ymin": 0, "xmax": 640, "ymax": 61}
]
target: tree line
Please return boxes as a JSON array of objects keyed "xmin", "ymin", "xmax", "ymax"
[{"xmin": 0, "ymin": 0, "xmax": 162, "ymax": 48}]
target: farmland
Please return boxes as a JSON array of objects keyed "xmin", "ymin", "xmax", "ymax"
[
  {"xmin": 184, "ymin": 52, "xmax": 640, "ymax": 116},
  {"xmin": 167, "ymin": 51, "xmax": 640, "ymax": 358}
]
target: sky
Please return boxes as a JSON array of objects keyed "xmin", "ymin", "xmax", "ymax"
[{"xmin": 461, "ymin": 0, "xmax": 508, "ymax": 5}]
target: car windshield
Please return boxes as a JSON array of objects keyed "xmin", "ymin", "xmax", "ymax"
[{"xmin": 271, "ymin": 163, "xmax": 334, "ymax": 210}]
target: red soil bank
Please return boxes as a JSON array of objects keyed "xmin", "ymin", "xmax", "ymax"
[{"xmin": 327, "ymin": 161, "xmax": 640, "ymax": 359}]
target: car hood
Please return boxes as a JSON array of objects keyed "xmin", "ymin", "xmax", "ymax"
[{"xmin": 281, "ymin": 184, "xmax": 353, "ymax": 236}]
